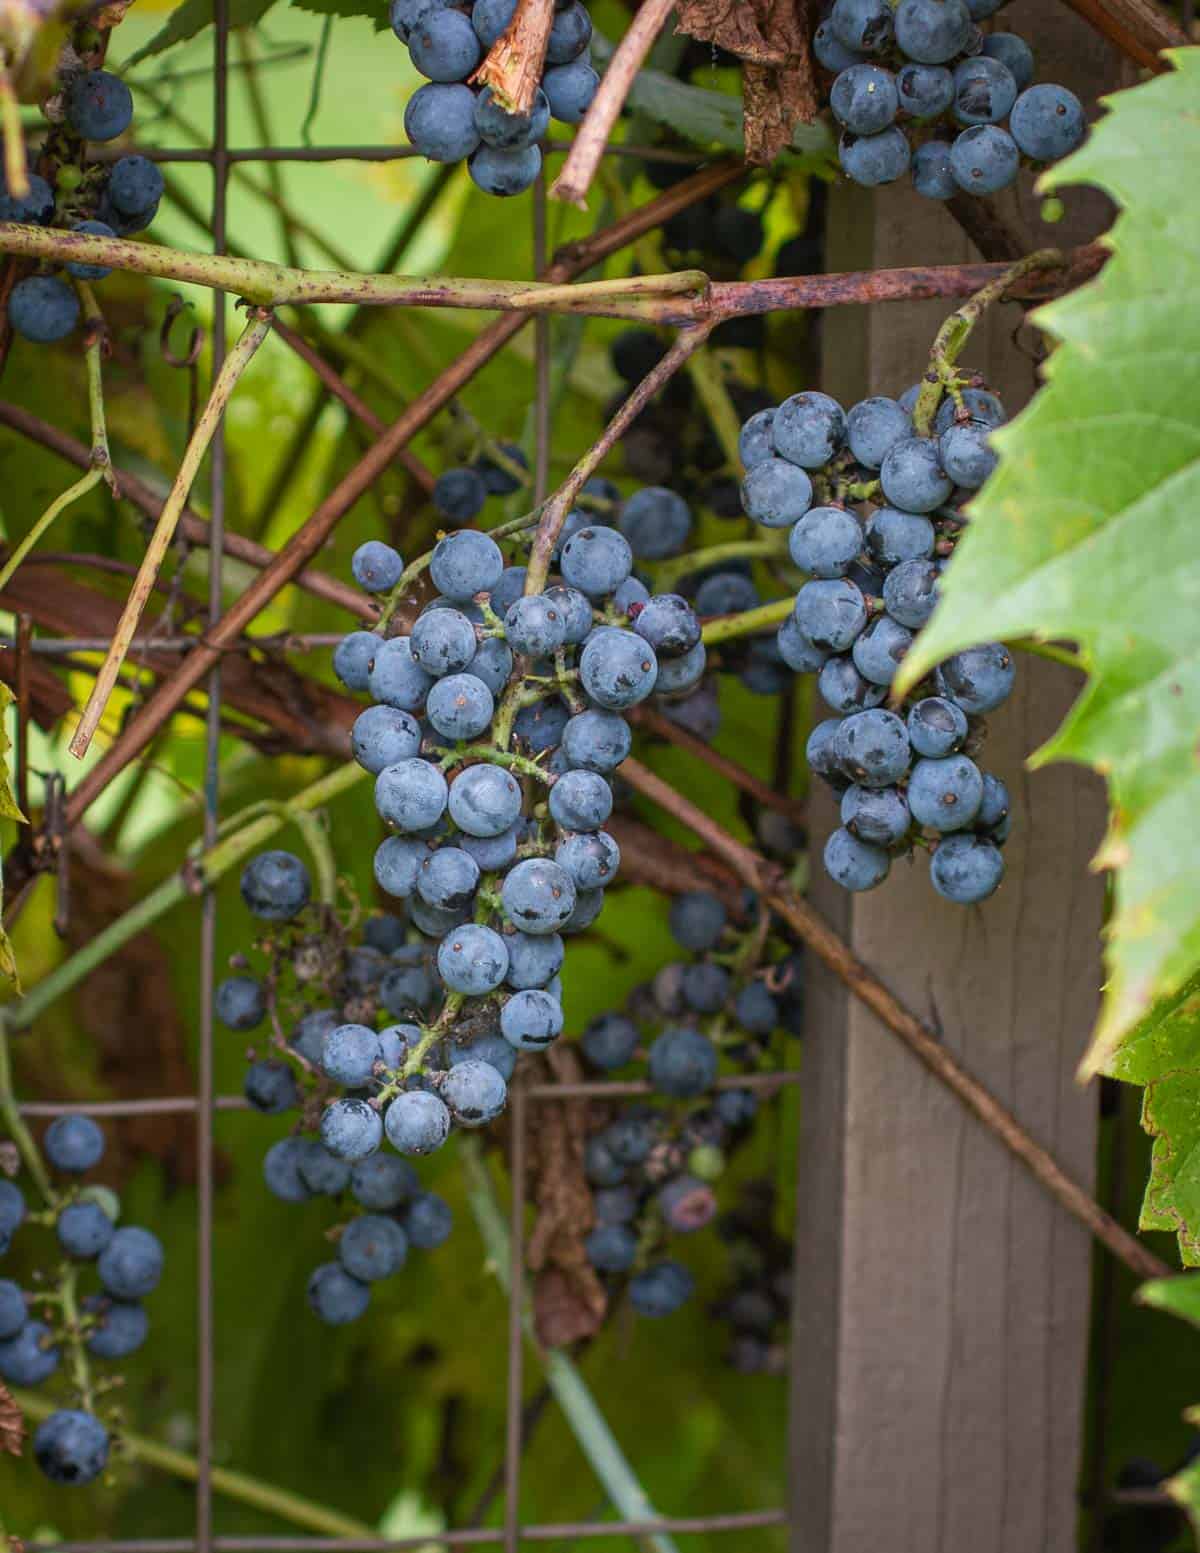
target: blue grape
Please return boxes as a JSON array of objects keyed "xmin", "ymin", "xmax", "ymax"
[
  {"xmin": 648, "ymin": 1027, "xmax": 717, "ymax": 1097},
  {"xmin": 696, "ymin": 570, "xmax": 760, "ymax": 616},
  {"xmin": 474, "ymin": 85, "xmax": 549, "ymax": 151},
  {"xmin": 893, "ymin": 0, "xmax": 972, "ymax": 62},
  {"xmin": 907, "ymin": 696, "xmax": 968, "ymax": 758},
  {"xmin": 436, "ymin": 923, "xmax": 509, "ymax": 993},
  {"xmin": 659, "ymin": 1175, "xmax": 717, "ymax": 1232},
  {"xmin": 831, "ymin": 64, "xmax": 899, "ymax": 135},
  {"xmin": 733, "ymin": 981, "xmax": 779, "ymax": 1034},
  {"xmin": 579, "ymin": 628, "xmax": 657, "ymax": 709},
  {"xmin": 0, "ymin": 1181, "xmax": 25, "ymax": 1249},
  {"xmin": 405, "ymin": 81, "xmax": 481, "ymax": 161},
  {"xmin": 374, "ymin": 835, "xmax": 430, "ymax": 898},
  {"xmin": 879, "ymin": 438, "xmax": 952, "ymax": 513},
  {"xmin": 98, "ymin": 1226, "xmax": 164, "ymax": 1299},
  {"xmin": 738, "ymin": 408, "xmax": 776, "ymax": 469},
  {"xmin": 351, "ymin": 1153, "xmax": 418, "ymax": 1211},
  {"xmin": 838, "ymin": 128, "xmax": 912, "ymax": 186},
  {"xmin": 471, "ymin": 0, "xmax": 514, "ymax": 44},
  {"xmin": 470, "ymin": 142, "xmax": 542, "ymax": 196},
  {"xmin": 543, "ymin": 58, "xmax": 599, "ymax": 122},
  {"xmin": 824, "ymin": 827, "xmax": 891, "ymax": 890},
  {"xmin": 307, "ymin": 1263, "xmax": 369, "ymax": 1325},
  {"xmin": 0, "ymin": 173, "xmax": 55, "ymax": 224},
  {"xmin": 411, "ymin": 609, "xmax": 478, "ymax": 675},
  {"xmin": 631, "ymin": 594, "xmax": 699, "ymax": 657},
  {"xmin": 467, "ymin": 636, "xmax": 515, "ymax": 697},
  {"xmin": 0, "ymin": 1280, "xmax": 24, "ymax": 1340},
  {"xmin": 475, "ymin": 441, "xmax": 529, "ymax": 496},
  {"xmin": 740, "ymin": 456, "xmax": 814, "ymax": 528},
  {"xmin": 8, "ymin": 276, "xmax": 79, "ymax": 344},
  {"xmin": 562, "ymin": 709, "xmax": 630, "ymax": 772},
  {"xmin": 433, "ymin": 466, "xmax": 488, "ymax": 524},
  {"xmin": 556, "ymin": 830, "xmax": 620, "ymax": 889},
  {"xmin": 669, "ymin": 890, "xmax": 726, "ymax": 951},
  {"xmin": 818, "ymin": 654, "xmax": 888, "ymax": 714},
  {"xmin": 84, "ymin": 1296, "xmax": 148, "ymax": 1359},
  {"xmin": 410, "ymin": 7, "xmax": 481, "ymax": 79},
  {"xmin": 500, "ymin": 988, "xmax": 564, "ymax": 1050},
  {"xmin": 841, "ymin": 784, "xmax": 912, "ymax": 847},
  {"xmin": 549, "ymin": 769, "xmax": 612, "ymax": 831},
  {"xmin": 320, "ymin": 1098, "xmax": 383, "ymax": 1161},
  {"xmin": 952, "ymin": 55, "xmax": 1018, "ymax": 126},
  {"xmin": 981, "ymin": 34, "xmax": 1034, "ymax": 91},
  {"xmin": 793, "ymin": 579, "xmax": 868, "ymax": 653},
  {"xmin": 56, "ymin": 1201, "xmax": 114, "ymax": 1260},
  {"xmin": 417, "ymin": 846, "xmax": 480, "ymax": 911},
  {"xmin": 45, "ymin": 1115, "xmax": 105, "ymax": 1173},
  {"xmin": 934, "ymin": 388, "xmax": 1006, "ymax": 435},
  {"xmin": 584, "ymin": 1135, "xmax": 625, "ymax": 1186},
  {"xmin": 846, "ymin": 397, "xmax": 912, "ymax": 469},
  {"xmin": 385, "ymin": 1090, "xmax": 451, "ymax": 1155},
  {"xmin": 461, "ymin": 824, "xmax": 517, "ymax": 872},
  {"xmin": 897, "ymin": 63, "xmax": 954, "ymax": 118},
  {"xmin": 547, "ymin": 0, "xmax": 591, "ymax": 62},
  {"xmin": 352, "ymin": 704, "xmax": 422, "ymax": 775},
  {"xmin": 34, "ymin": 1409, "xmax": 109, "ymax": 1486},
  {"xmin": 505, "ymin": 593, "xmax": 568, "ymax": 655},
  {"xmin": 682, "ymin": 962, "xmax": 730, "ymax": 1015},
  {"xmin": 966, "ymin": 0, "xmax": 1004, "ymax": 13},
  {"xmin": 449, "ymin": 1033, "xmax": 517, "ymax": 1081},
  {"xmin": 545, "ymin": 584, "xmax": 593, "ymax": 644},
  {"xmin": 64, "ymin": 219, "xmax": 115, "ymax": 280},
  {"xmin": 931, "ymin": 833, "xmax": 1005, "ymax": 903},
  {"xmin": 882, "ymin": 557, "xmax": 939, "ymax": 627},
  {"xmin": 339, "ymin": 1215, "xmax": 407, "ymax": 1281},
  {"xmin": 564, "ymin": 886, "xmax": 604, "ymax": 936},
  {"xmin": 852, "ymin": 613, "xmax": 914, "ymax": 686},
  {"xmin": 913, "ymin": 140, "xmax": 957, "ymax": 199},
  {"xmin": 442, "ymin": 1059, "xmax": 507, "ymax": 1125},
  {"xmin": 788, "ymin": 506, "xmax": 862, "ymax": 578},
  {"xmin": 562, "ymin": 524, "xmax": 634, "ymax": 594},
  {"xmin": 244, "ymin": 1061, "xmax": 298, "ymax": 1115},
  {"xmin": 654, "ymin": 640, "xmax": 706, "ymax": 696},
  {"xmin": 814, "ymin": 17, "xmax": 867, "ymax": 70},
  {"xmin": 299, "ymin": 1143, "xmax": 353, "ymax": 1196},
  {"xmin": 936, "ymin": 642, "xmax": 1015, "ymax": 713},
  {"xmin": 506, "ymin": 932, "xmax": 564, "ymax": 990},
  {"xmin": 773, "ymin": 391, "xmax": 846, "ymax": 469},
  {"xmin": 381, "ymin": 961, "xmax": 436, "ymax": 1017},
  {"xmin": 908, "ymin": 754, "xmax": 984, "ymax": 831},
  {"xmin": 376, "ymin": 758, "xmax": 449, "ymax": 833},
  {"xmin": 322, "ymin": 1023, "xmax": 384, "ymax": 1087},
  {"xmin": 715, "ymin": 1088, "xmax": 759, "ymax": 1127},
  {"xmin": 426, "ymin": 672, "xmax": 495, "ymax": 741},
  {"xmin": 835, "ymin": 707, "xmax": 911, "ymax": 786},
  {"xmin": 939, "ymin": 420, "xmax": 997, "ymax": 488},
  {"xmin": 448, "ymin": 762, "xmax": 522, "ymax": 835},
  {"xmin": 977, "ymin": 773, "xmax": 1010, "ymax": 834},
  {"xmin": 0, "ymin": 1320, "xmax": 58, "ymax": 1385},
  {"xmin": 618, "ymin": 489, "xmax": 693, "ymax": 561},
  {"xmin": 777, "ymin": 615, "xmax": 830, "ymax": 673},
  {"xmin": 333, "ymin": 630, "xmax": 378, "ymax": 692},
  {"xmin": 501, "ymin": 858, "xmax": 576, "ymax": 934},
  {"xmin": 66, "ymin": 70, "xmax": 133, "ymax": 139},
  {"xmin": 109, "ymin": 155, "xmax": 165, "ymax": 216},
  {"xmin": 263, "ymin": 1138, "xmax": 313, "ymax": 1202},
  {"xmin": 377, "ymin": 1023, "xmax": 418, "ymax": 1070},
  {"xmin": 240, "ymin": 849, "xmax": 311, "ymax": 920},
  {"xmin": 950, "ymin": 124, "xmax": 1020, "ymax": 194},
  {"xmin": 630, "ymin": 1261, "xmax": 694, "ymax": 1317},
  {"xmin": 586, "ymin": 1224, "xmax": 638, "ymax": 1272},
  {"xmin": 406, "ymin": 1191, "xmax": 454, "ymax": 1248},
  {"xmin": 431, "ymin": 530, "xmax": 503, "ymax": 602},
  {"xmin": 582, "ymin": 1012, "xmax": 639, "ymax": 1069},
  {"xmin": 488, "ymin": 567, "xmax": 528, "ymax": 618},
  {"xmin": 831, "ymin": 0, "xmax": 895, "ymax": 53},
  {"xmin": 1010, "ymin": 84, "xmax": 1086, "ymax": 161},
  {"xmin": 514, "ymin": 696, "xmax": 568, "ymax": 752}
]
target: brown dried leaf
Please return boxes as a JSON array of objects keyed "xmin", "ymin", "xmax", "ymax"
[
  {"xmin": 0, "ymin": 1380, "xmax": 25, "ymax": 1458},
  {"xmin": 675, "ymin": 0, "xmax": 817, "ymax": 156},
  {"xmin": 743, "ymin": 56, "xmax": 817, "ymax": 163}
]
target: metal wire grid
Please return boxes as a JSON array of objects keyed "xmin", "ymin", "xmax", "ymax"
[{"xmin": 9, "ymin": 9, "xmax": 812, "ymax": 1550}]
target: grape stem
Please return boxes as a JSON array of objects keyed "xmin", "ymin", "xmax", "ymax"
[
  {"xmin": 652, "ymin": 535, "xmax": 788, "ymax": 593},
  {"xmin": 0, "ymin": 61, "xmax": 29, "ymax": 200},
  {"xmin": 470, "ymin": 0, "xmax": 555, "ymax": 115},
  {"xmin": 700, "ymin": 596, "xmax": 795, "ymax": 646}
]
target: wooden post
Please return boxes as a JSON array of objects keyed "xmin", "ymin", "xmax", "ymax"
[{"xmin": 790, "ymin": 8, "xmax": 1125, "ymax": 1548}]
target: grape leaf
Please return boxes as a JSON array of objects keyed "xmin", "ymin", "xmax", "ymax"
[
  {"xmin": 126, "ymin": 0, "xmax": 281, "ymax": 65},
  {"xmin": 894, "ymin": 49, "xmax": 1200, "ymax": 1083},
  {"xmin": 286, "ymin": 0, "xmax": 387, "ymax": 26},
  {"xmin": 1134, "ymin": 1276, "xmax": 1200, "ymax": 1529}
]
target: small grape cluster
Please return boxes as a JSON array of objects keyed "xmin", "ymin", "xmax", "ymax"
[
  {"xmin": 392, "ymin": 0, "xmax": 599, "ymax": 197},
  {"xmin": 815, "ymin": 0, "xmax": 1086, "ymax": 197},
  {"xmin": 710, "ymin": 1181, "xmax": 792, "ymax": 1376},
  {"xmin": 4, "ymin": 62, "xmax": 162, "ymax": 345},
  {"xmin": 0, "ymin": 1118, "xmax": 165, "ymax": 1485},
  {"xmin": 578, "ymin": 890, "xmax": 803, "ymax": 1322},
  {"xmin": 739, "ymin": 378, "xmax": 1014, "ymax": 904}
]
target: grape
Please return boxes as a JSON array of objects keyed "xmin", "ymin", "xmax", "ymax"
[
  {"xmin": 835, "ymin": 708, "xmax": 911, "ymax": 787},
  {"xmin": 952, "ymin": 56, "xmax": 1018, "ymax": 127},
  {"xmin": 351, "ymin": 1154, "xmax": 418, "ymax": 1211},
  {"xmin": 586, "ymin": 1224, "xmax": 639, "ymax": 1272},
  {"xmin": 831, "ymin": 64, "xmax": 899, "ymax": 135},
  {"xmin": 716, "ymin": 1088, "xmax": 760, "ymax": 1129},
  {"xmin": 350, "ymin": 541, "xmax": 403, "ymax": 595},
  {"xmin": 99, "ymin": 1227, "xmax": 164, "ymax": 1299},
  {"xmin": 669, "ymin": 890, "xmax": 726, "ymax": 951},
  {"xmin": 467, "ymin": 636, "xmax": 515, "ymax": 697},
  {"xmin": 8, "ymin": 276, "xmax": 79, "ymax": 344},
  {"xmin": 390, "ymin": 0, "xmax": 447, "ymax": 39},
  {"xmin": 426, "ymin": 672, "xmax": 495, "ymax": 740},
  {"xmin": 949, "ymin": 125, "xmax": 1020, "ymax": 194},
  {"xmin": 778, "ymin": 615, "xmax": 830, "ymax": 673},
  {"xmin": 818, "ymin": 654, "xmax": 888, "ymax": 714},
  {"xmin": 582, "ymin": 1012, "xmax": 639, "ymax": 1069},
  {"xmin": 299, "ymin": 1142, "xmax": 353, "ymax": 1197},
  {"xmin": 547, "ymin": 1, "xmax": 592, "ymax": 61},
  {"xmin": 907, "ymin": 696, "xmax": 968, "ymax": 757},
  {"xmin": 0, "ymin": 1320, "xmax": 59, "ymax": 1385},
  {"xmin": 321, "ymin": 1024, "xmax": 384, "ymax": 1087},
  {"xmin": 431, "ymin": 531, "xmax": 503, "ymax": 603},
  {"xmin": 364, "ymin": 639, "xmax": 429, "ymax": 712},
  {"xmin": 618, "ymin": 488, "xmax": 694, "ymax": 561},
  {"xmin": 379, "ymin": 963, "xmax": 433, "ymax": 1021},
  {"xmin": 733, "ymin": 981, "xmax": 778, "ymax": 1034},
  {"xmin": 34, "ymin": 1410, "xmax": 110, "ymax": 1486},
  {"xmin": 442, "ymin": 1059, "xmax": 508, "ymax": 1125},
  {"xmin": 411, "ymin": 609, "xmax": 478, "ymax": 675},
  {"xmin": 632, "ymin": 594, "xmax": 700, "ymax": 657},
  {"xmin": 374, "ymin": 835, "xmax": 430, "ymax": 898},
  {"xmin": 375, "ymin": 759, "xmax": 448, "ymax": 832},
  {"xmin": 824, "ymin": 827, "xmax": 890, "ymax": 890},
  {"xmin": 502, "ymin": 593, "xmax": 565, "ymax": 656},
  {"xmin": 514, "ymin": 697, "xmax": 568, "ymax": 752},
  {"xmin": 474, "ymin": 85, "xmax": 550, "ymax": 151},
  {"xmin": 436, "ymin": 923, "xmax": 509, "ymax": 993},
  {"xmin": 449, "ymin": 1034, "xmax": 517, "ymax": 1082},
  {"xmin": 0, "ymin": 173, "xmax": 54, "ymax": 224},
  {"xmin": 682, "ymin": 962, "xmax": 730, "ymax": 1015},
  {"xmin": 579, "ymin": 628, "xmax": 658, "ymax": 710},
  {"xmin": 489, "ymin": 568, "xmax": 529, "ymax": 618},
  {"xmin": 307, "ymin": 1263, "xmax": 370, "ymax": 1325},
  {"xmin": 852, "ymin": 613, "xmax": 914, "ymax": 686},
  {"xmin": 556, "ymin": 830, "xmax": 619, "ymax": 889},
  {"xmin": 45, "ymin": 1115, "xmax": 105, "ymax": 1173},
  {"xmin": 56, "ymin": 1201, "xmax": 114, "ymax": 1260},
  {"xmin": 788, "ymin": 506, "xmax": 863, "ymax": 578},
  {"xmin": 977, "ymin": 773, "xmax": 1010, "ymax": 834},
  {"xmin": 1010, "ymin": 84, "xmax": 1086, "ymax": 161},
  {"xmin": 406, "ymin": 1191, "xmax": 454, "ymax": 1248},
  {"xmin": 469, "ymin": 143, "xmax": 542, "ymax": 197},
  {"xmin": 831, "ymin": 0, "xmax": 895, "ymax": 54},
  {"xmin": 838, "ymin": 128, "xmax": 912, "ymax": 186},
  {"xmin": 434, "ymin": 467, "xmax": 488, "ymax": 525},
  {"xmin": 377, "ymin": 1023, "xmax": 417, "ymax": 1070},
  {"xmin": 696, "ymin": 572, "xmax": 760, "ymax": 619},
  {"xmin": 882, "ymin": 558, "xmax": 940, "ymax": 628},
  {"xmin": 936, "ymin": 642, "xmax": 1015, "ymax": 713},
  {"xmin": 935, "ymin": 389, "xmax": 1006, "ymax": 435},
  {"xmin": 660, "ymin": 1175, "xmax": 717, "ymax": 1233},
  {"xmin": 264, "ymin": 1138, "xmax": 313, "ymax": 1202},
  {"xmin": 352, "ymin": 705, "xmax": 422, "ymax": 775},
  {"xmin": 893, "ymin": 0, "xmax": 972, "ymax": 63},
  {"xmin": 333, "ymin": 630, "xmax": 378, "ymax": 692},
  {"xmin": 908, "ymin": 754, "xmax": 984, "ymax": 831},
  {"xmin": 66, "ymin": 70, "xmax": 133, "ymax": 140},
  {"xmin": 244, "ymin": 1061, "xmax": 299, "ymax": 1115},
  {"xmin": 897, "ymin": 63, "xmax": 954, "ymax": 119},
  {"xmin": 320, "ymin": 1098, "xmax": 383, "ymax": 1161},
  {"xmin": 773, "ymin": 392, "xmax": 846, "ymax": 470},
  {"xmin": 648, "ymin": 1027, "xmax": 718, "ymax": 1097},
  {"xmin": 545, "ymin": 584, "xmax": 593, "ymax": 644},
  {"xmin": 814, "ymin": 17, "xmax": 866, "ymax": 71},
  {"xmin": 462, "ymin": 825, "xmax": 520, "ymax": 871},
  {"xmin": 405, "ymin": 82, "xmax": 481, "ymax": 162},
  {"xmin": 931, "ymin": 833, "xmax": 1005, "ymax": 903},
  {"xmin": 543, "ymin": 58, "xmax": 599, "ymax": 123},
  {"xmin": 0, "ymin": 1280, "xmax": 24, "ymax": 1340},
  {"xmin": 866, "ymin": 505, "xmax": 937, "ymax": 568},
  {"xmin": 562, "ymin": 709, "xmax": 631, "ymax": 772},
  {"xmin": 584, "ymin": 1135, "xmax": 625, "ymax": 1186},
  {"xmin": 471, "ymin": 0, "xmax": 514, "ymax": 45},
  {"xmin": 62, "ymin": 219, "xmax": 115, "ymax": 281},
  {"xmin": 611, "ymin": 329, "xmax": 666, "ymax": 382},
  {"xmin": 981, "ymin": 34, "xmax": 1034, "ymax": 91},
  {"xmin": 384, "ymin": 1089, "xmax": 451, "ymax": 1155},
  {"xmin": 842, "ymin": 784, "xmax": 912, "ymax": 847},
  {"xmin": 475, "ymin": 441, "xmax": 529, "ymax": 496},
  {"xmin": 506, "ymin": 932, "xmax": 564, "ymax": 991},
  {"xmin": 562, "ymin": 525, "xmax": 634, "ymax": 595},
  {"xmin": 340, "ymin": 1216, "xmax": 407, "ymax": 1282},
  {"xmin": 84, "ymin": 1296, "xmax": 148, "ymax": 1359},
  {"xmin": 0, "ymin": 1181, "xmax": 25, "ymax": 1254},
  {"xmin": 417, "ymin": 846, "xmax": 480, "ymax": 912},
  {"xmin": 500, "ymin": 988, "xmax": 564, "ymax": 1050},
  {"xmin": 845, "ymin": 397, "xmax": 912, "ymax": 470},
  {"xmin": 793, "ymin": 579, "xmax": 868, "ymax": 653},
  {"xmin": 939, "ymin": 420, "xmax": 997, "ymax": 488},
  {"xmin": 739, "ymin": 455, "xmax": 814, "ymax": 529},
  {"xmin": 879, "ymin": 438, "xmax": 952, "ymax": 513},
  {"xmin": 593, "ymin": 1186, "xmax": 637, "ymax": 1225},
  {"xmin": 965, "ymin": 0, "xmax": 1004, "ymax": 13},
  {"xmin": 448, "ymin": 762, "xmax": 522, "ymax": 835},
  {"xmin": 549, "ymin": 769, "xmax": 613, "ymax": 831},
  {"xmin": 630, "ymin": 1261, "xmax": 694, "ymax": 1317},
  {"xmin": 109, "ymin": 155, "xmax": 165, "ymax": 216},
  {"xmin": 410, "ymin": 8, "xmax": 481, "ymax": 79},
  {"xmin": 713, "ymin": 204, "xmax": 765, "ymax": 265},
  {"xmin": 501, "ymin": 858, "xmax": 576, "ymax": 935},
  {"xmin": 738, "ymin": 408, "xmax": 777, "ymax": 470}
]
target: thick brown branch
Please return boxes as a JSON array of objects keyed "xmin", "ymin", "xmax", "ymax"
[
  {"xmin": 470, "ymin": 0, "xmax": 556, "ymax": 115},
  {"xmin": 618, "ymin": 755, "xmax": 1170, "ymax": 1285},
  {"xmin": 1058, "ymin": 0, "xmax": 1186, "ymax": 70}
]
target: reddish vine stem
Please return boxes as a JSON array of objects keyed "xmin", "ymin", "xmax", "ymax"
[
  {"xmin": 630, "ymin": 706, "xmax": 807, "ymax": 827},
  {"xmin": 1058, "ymin": 0, "xmax": 1186, "ymax": 69},
  {"xmin": 619, "ymin": 755, "xmax": 1170, "ymax": 1284}
]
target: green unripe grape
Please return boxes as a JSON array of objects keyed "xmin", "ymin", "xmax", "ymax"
[
  {"xmin": 1040, "ymin": 196, "xmax": 1065, "ymax": 224},
  {"xmin": 688, "ymin": 1143, "xmax": 725, "ymax": 1182}
]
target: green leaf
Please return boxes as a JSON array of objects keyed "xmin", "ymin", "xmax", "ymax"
[
  {"xmin": 893, "ymin": 48, "xmax": 1200, "ymax": 1080},
  {"xmin": 126, "ymin": 0, "xmax": 281, "ymax": 65},
  {"xmin": 1139, "ymin": 1272, "xmax": 1200, "ymax": 1330},
  {"xmin": 287, "ymin": 0, "xmax": 386, "ymax": 25},
  {"xmin": 1166, "ymin": 1456, "xmax": 1200, "ymax": 1541}
]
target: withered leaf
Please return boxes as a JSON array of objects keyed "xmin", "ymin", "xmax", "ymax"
[
  {"xmin": 533, "ymin": 1265, "xmax": 606, "ymax": 1349},
  {"xmin": 0, "ymin": 1381, "xmax": 25, "ymax": 1458},
  {"xmin": 743, "ymin": 56, "xmax": 817, "ymax": 164}
]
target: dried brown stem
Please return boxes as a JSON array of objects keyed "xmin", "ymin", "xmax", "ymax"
[
  {"xmin": 1058, "ymin": 0, "xmax": 1186, "ymax": 69},
  {"xmin": 618, "ymin": 755, "xmax": 1171, "ymax": 1284},
  {"xmin": 631, "ymin": 706, "xmax": 807, "ymax": 826},
  {"xmin": 550, "ymin": 0, "xmax": 677, "ymax": 208},
  {"xmin": 471, "ymin": 0, "xmax": 556, "ymax": 114}
]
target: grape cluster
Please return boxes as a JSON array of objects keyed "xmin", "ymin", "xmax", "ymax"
[
  {"xmin": 740, "ymin": 378, "xmax": 1014, "ymax": 904},
  {"xmin": 3, "ymin": 63, "xmax": 162, "ymax": 345},
  {"xmin": 815, "ymin": 0, "xmax": 1086, "ymax": 197},
  {"xmin": 0, "ymin": 1117, "xmax": 165, "ymax": 1485},
  {"xmin": 393, "ymin": 0, "xmax": 599, "ymax": 196},
  {"xmin": 578, "ymin": 890, "xmax": 803, "ymax": 1321},
  {"xmin": 430, "ymin": 439, "xmax": 531, "ymax": 528}
]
